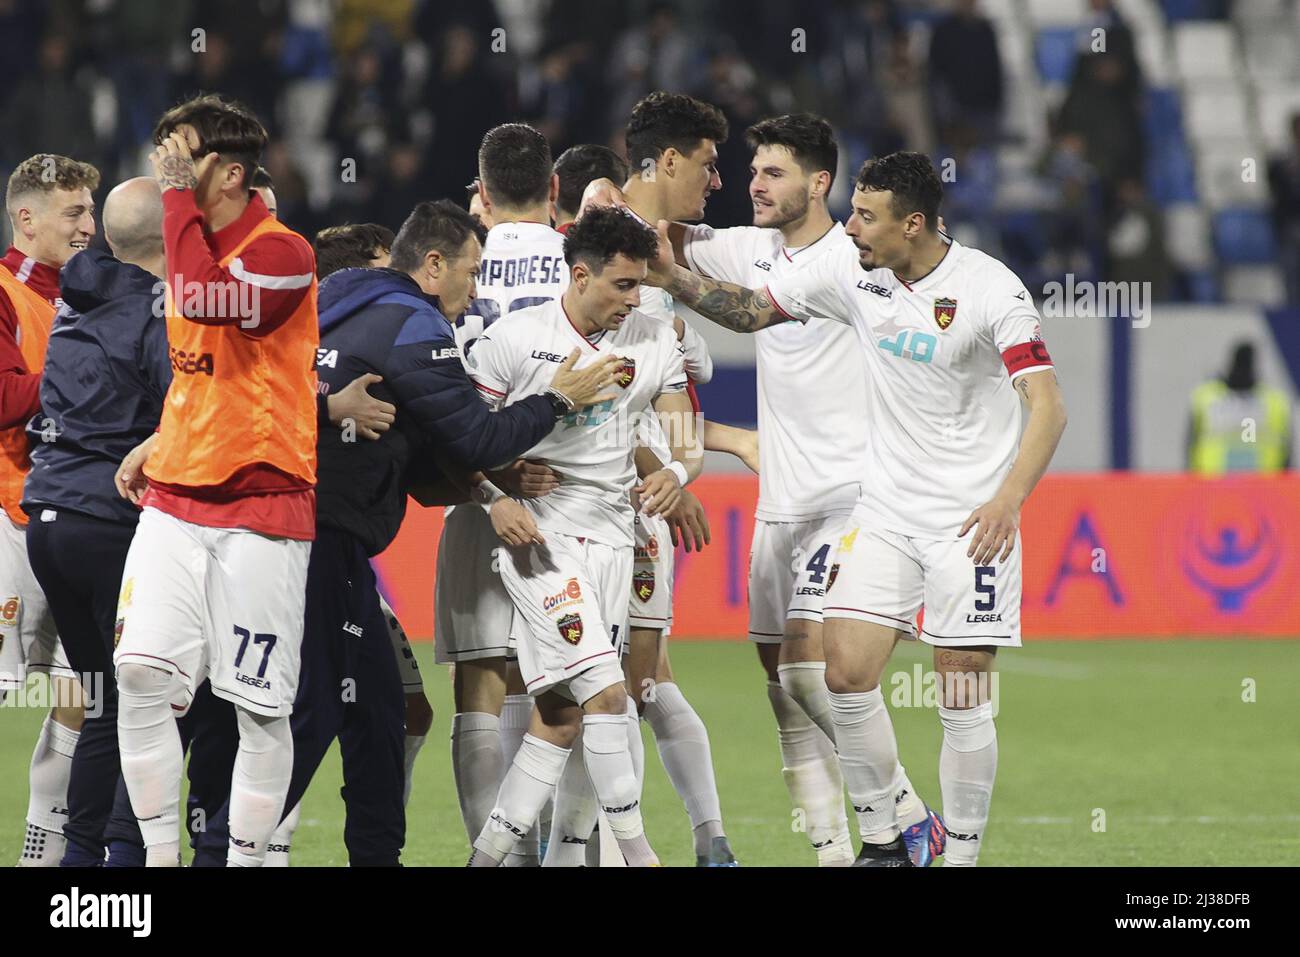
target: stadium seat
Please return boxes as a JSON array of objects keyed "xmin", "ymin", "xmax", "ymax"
[
  {"xmin": 1001, "ymin": 82, "xmax": 1050, "ymax": 150},
  {"xmin": 1172, "ymin": 21, "xmax": 1238, "ymax": 83},
  {"xmin": 1135, "ymin": 26, "xmax": 1174, "ymax": 86},
  {"xmin": 1181, "ymin": 268, "xmax": 1220, "ymax": 302},
  {"xmin": 1114, "ymin": 0, "xmax": 1166, "ymax": 29},
  {"xmin": 1164, "ymin": 203, "xmax": 1213, "ymax": 270},
  {"xmin": 1222, "ymin": 265, "xmax": 1286, "ymax": 306},
  {"xmin": 1240, "ymin": 26, "xmax": 1300, "ymax": 83},
  {"xmin": 1229, "ymin": 0, "xmax": 1292, "ymax": 26},
  {"xmin": 1195, "ymin": 143, "xmax": 1271, "ymax": 211},
  {"xmin": 1182, "ymin": 86, "xmax": 1255, "ymax": 146},
  {"xmin": 1025, "ymin": 0, "xmax": 1089, "ymax": 27},
  {"xmin": 998, "ymin": 20, "xmax": 1038, "ymax": 79},
  {"xmin": 1161, "ymin": 0, "xmax": 1227, "ymax": 22},
  {"xmin": 1147, "ymin": 139, "xmax": 1199, "ymax": 204},
  {"xmin": 1212, "ymin": 209, "xmax": 1276, "ymax": 264},
  {"xmin": 1035, "ymin": 27, "xmax": 1081, "ymax": 84},
  {"xmin": 1144, "ymin": 87, "xmax": 1184, "ymax": 142},
  {"xmin": 1254, "ymin": 85, "xmax": 1300, "ymax": 154}
]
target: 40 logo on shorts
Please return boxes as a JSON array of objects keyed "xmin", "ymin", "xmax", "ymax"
[
  {"xmin": 556, "ymin": 613, "xmax": 584, "ymax": 645},
  {"xmin": 633, "ymin": 569, "xmax": 655, "ymax": 602},
  {"xmin": 542, "ymin": 578, "xmax": 583, "ymax": 613}
]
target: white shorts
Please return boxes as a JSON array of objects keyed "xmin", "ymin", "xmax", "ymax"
[
  {"xmin": 822, "ymin": 521, "xmax": 1023, "ymax": 648},
  {"xmin": 434, "ymin": 505, "xmax": 518, "ymax": 663},
  {"xmin": 747, "ymin": 514, "xmax": 852, "ymax": 644},
  {"xmin": 0, "ymin": 515, "xmax": 71, "ymax": 689},
  {"xmin": 498, "ymin": 533, "xmax": 629, "ymax": 705},
  {"xmin": 112, "ymin": 507, "xmax": 311, "ymax": 716},
  {"xmin": 628, "ymin": 512, "xmax": 673, "ymax": 635},
  {"xmin": 379, "ymin": 592, "xmax": 423, "ymax": 695}
]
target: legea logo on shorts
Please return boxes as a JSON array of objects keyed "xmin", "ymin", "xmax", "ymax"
[{"xmin": 542, "ymin": 578, "xmax": 583, "ymax": 614}]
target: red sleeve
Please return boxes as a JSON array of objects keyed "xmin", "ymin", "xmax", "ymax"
[
  {"xmin": 162, "ymin": 189, "xmax": 315, "ymax": 339},
  {"xmin": 0, "ymin": 288, "xmax": 41, "ymax": 428}
]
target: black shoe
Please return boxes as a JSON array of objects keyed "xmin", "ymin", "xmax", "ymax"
[{"xmin": 852, "ymin": 836, "xmax": 913, "ymax": 867}]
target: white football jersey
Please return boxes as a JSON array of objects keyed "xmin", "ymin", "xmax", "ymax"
[
  {"xmin": 456, "ymin": 221, "xmax": 568, "ymax": 356},
  {"xmin": 765, "ymin": 239, "xmax": 1054, "ymax": 540},
  {"xmin": 466, "ymin": 299, "xmax": 688, "ymax": 547},
  {"xmin": 682, "ymin": 222, "xmax": 866, "ymax": 521}
]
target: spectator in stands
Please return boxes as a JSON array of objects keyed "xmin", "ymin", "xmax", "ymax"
[
  {"xmin": 1106, "ymin": 176, "xmax": 1172, "ymax": 301},
  {"xmin": 4, "ymin": 34, "xmax": 102, "ymax": 172},
  {"xmin": 424, "ymin": 23, "xmax": 511, "ymax": 202},
  {"xmin": 1188, "ymin": 342, "xmax": 1292, "ymax": 474},
  {"xmin": 928, "ymin": 0, "xmax": 1003, "ymax": 151},
  {"xmin": 1055, "ymin": 50, "xmax": 1144, "ymax": 205},
  {"xmin": 1267, "ymin": 113, "xmax": 1300, "ymax": 307}
]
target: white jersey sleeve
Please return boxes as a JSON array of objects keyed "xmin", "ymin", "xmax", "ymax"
[
  {"xmin": 763, "ymin": 242, "xmax": 858, "ymax": 326},
  {"xmin": 673, "ymin": 315, "xmax": 710, "ymax": 384},
  {"xmin": 463, "ymin": 326, "xmax": 517, "ymax": 410},
  {"xmin": 682, "ymin": 224, "xmax": 764, "ymax": 282},
  {"xmin": 982, "ymin": 267, "xmax": 1055, "ymax": 382}
]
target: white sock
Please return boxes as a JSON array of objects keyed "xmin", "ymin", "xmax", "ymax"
[
  {"xmin": 582, "ymin": 713, "xmax": 657, "ymax": 866},
  {"xmin": 499, "ymin": 694, "xmax": 539, "ymax": 866},
  {"xmin": 829, "ymin": 687, "xmax": 902, "ymax": 844},
  {"xmin": 451, "ymin": 712, "xmax": 503, "ymax": 843},
  {"xmin": 116, "ymin": 663, "xmax": 182, "ymax": 864},
  {"xmin": 777, "ymin": 660, "xmax": 838, "ymax": 745},
  {"xmin": 471, "ymin": 733, "xmax": 568, "ymax": 866},
  {"xmin": 939, "ymin": 703, "xmax": 997, "ymax": 867},
  {"xmin": 25, "ymin": 713, "xmax": 78, "ymax": 853},
  {"xmin": 264, "ymin": 800, "xmax": 301, "ymax": 867},
  {"xmin": 226, "ymin": 709, "xmax": 293, "ymax": 867},
  {"xmin": 893, "ymin": 765, "xmax": 928, "ymax": 829},
  {"xmin": 543, "ymin": 736, "xmax": 599, "ymax": 867},
  {"xmin": 641, "ymin": 681, "xmax": 724, "ymax": 855},
  {"xmin": 403, "ymin": 733, "xmax": 426, "ymax": 807},
  {"xmin": 767, "ymin": 680, "xmax": 852, "ymax": 866},
  {"xmin": 625, "ymin": 695, "xmax": 645, "ymax": 794}
]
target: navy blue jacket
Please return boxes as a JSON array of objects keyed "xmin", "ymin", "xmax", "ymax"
[
  {"xmin": 315, "ymin": 267, "xmax": 555, "ymax": 555},
  {"xmin": 22, "ymin": 249, "xmax": 170, "ymax": 526}
]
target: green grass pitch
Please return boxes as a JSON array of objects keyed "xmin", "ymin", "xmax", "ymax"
[{"xmin": 1, "ymin": 639, "xmax": 1296, "ymax": 866}]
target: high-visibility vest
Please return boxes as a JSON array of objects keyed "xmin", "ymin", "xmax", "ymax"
[
  {"xmin": 145, "ymin": 215, "xmax": 318, "ymax": 489},
  {"xmin": 1189, "ymin": 379, "xmax": 1291, "ymax": 474},
  {"xmin": 0, "ymin": 266, "xmax": 53, "ymax": 526}
]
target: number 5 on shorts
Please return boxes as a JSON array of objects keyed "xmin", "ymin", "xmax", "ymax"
[
  {"xmin": 233, "ymin": 625, "xmax": 278, "ymax": 678},
  {"xmin": 974, "ymin": 566, "xmax": 996, "ymax": 611}
]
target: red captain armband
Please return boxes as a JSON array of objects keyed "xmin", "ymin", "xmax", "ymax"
[{"xmin": 1001, "ymin": 340, "xmax": 1053, "ymax": 376}]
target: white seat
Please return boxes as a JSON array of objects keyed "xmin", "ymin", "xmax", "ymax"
[
  {"xmin": 1135, "ymin": 26, "xmax": 1172, "ymax": 85},
  {"xmin": 1182, "ymin": 86, "xmax": 1256, "ymax": 146},
  {"xmin": 1164, "ymin": 203, "xmax": 1213, "ymax": 271},
  {"xmin": 1195, "ymin": 144, "xmax": 1271, "ymax": 210},
  {"xmin": 1241, "ymin": 26, "xmax": 1300, "ymax": 83},
  {"xmin": 1114, "ymin": 0, "xmax": 1165, "ymax": 30},
  {"xmin": 1231, "ymin": 0, "xmax": 1293, "ymax": 26},
  {"xmin": 998, "ymin": 20, "xmax": 1038, "ymax": 78},
  {"xmin": 1255, "ymin": 84, "xmax": 1300, "ymax": 154},
  {"xmin": 1025, "ymin": 0, "xmax": 1089, "ymax": 27},
  {"xmin": 1223, "ymin": 266, "xmax": 1287, "ymax": 307},
  {"xmin": 1172, "ymin": 21, "xmax": 1239, "ymax": 83}
]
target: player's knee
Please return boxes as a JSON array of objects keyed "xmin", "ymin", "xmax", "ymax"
[
  {"xmin": 823, "ymin": 660, "xmax": 879, "ymax": 695},
  {"xmin": 584, "ymin": 682, "xmax": 629, "ymax": 717},
  {"xmin": 236, "ymin": 707, "xmax": 291, "ymax": 755},
  {"xmin": 404, "ymin": 692, "xmax": 434, "ymax": 736},
  {"xmin": 50, "ymin": 704, "xmax": 85, "ymax": 732}
]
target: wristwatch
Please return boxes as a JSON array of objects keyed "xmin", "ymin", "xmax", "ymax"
[{"xmin": 544, "ymin": 388, "xmax": 573, "ymax": 417}]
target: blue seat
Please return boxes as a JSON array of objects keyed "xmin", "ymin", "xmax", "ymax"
[
  {"xmin": 1184, "ymin": 270, "xmax": 1221, "ymax": 302},
  {"xmin": 1035, "ymin": 27, "xmax": 1079, "ymax": 84},
  {"xmin": 1144, "ymin": 88, "xmax": 1184, "ymax": 142},
  {"xmin": 1147, "ymin": 140, "xmax": 1198, "ymax": 205},
  {"xmin": 1213, "ymin": 209, "xmax": 1275, "ymax": 264},
  {"xmin": 1161, "ymin": 0, "xmax": 1227, "ymax": 22}
]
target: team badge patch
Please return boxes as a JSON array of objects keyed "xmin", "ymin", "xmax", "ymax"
[
  {"xmin": 114, "ymin": 617, "xmax": 125, "ymax": 649},
  {"xmin": 933, "ymin": 297, "xmax": 958, "ymax": 330},
  {"xmin": 633, "ymin": 569, "xmax": 655, "ymax": 602},
  {"xmin": 827, "ymin": 564, "xmax": 840, "ymax": 591},
  {"xmin": 557, "ymin": 613, "xmax": 584, "ymax": 645},
  {"xmin": 0, "ymin": 596, "xmax": 19, "ymax": 625},
  {"xmin": 614, "ymin": 358, "xmax": 636, "ymax": 388}
]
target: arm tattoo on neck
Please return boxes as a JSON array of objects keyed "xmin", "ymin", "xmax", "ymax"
[{"xmin": 663, "ymin": 266, "xmax": 774, "ymax": 333}]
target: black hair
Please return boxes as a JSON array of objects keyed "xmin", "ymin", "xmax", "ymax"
[
  {"xmin": 153, "ymin": 94, "xmax": 267, "ymax": 191},
  {"xmin": 251, "ymin": 166, "xmax": 274, "ymax": 190},
  {"xmin": 554, "ymin": 144, "xmax": 630, "ymax": 219},
  {"xmin": 745, "ymin": 113, "xmax": 838, "ymax": 188},
  {"xmin": 855, "ymin": 151, "xmax": 942, "ymax": 229},
  {"xmin": 625, "ymin": 91, "xmax": 728, "ymax": 171},
  {"xmin": 562, "ymin": 206, "xmax": 659, "ymax": 271},
  {"xmin": 389, "ymin": 199, "xmax": 487, "ymax": 273},
  {"xmin": 478, "ymin": 123, "xmax": 553, "ymax": 208},
  {"xmin": 314, "ymin": 223, "xmax": 396, "ymax": 279}
]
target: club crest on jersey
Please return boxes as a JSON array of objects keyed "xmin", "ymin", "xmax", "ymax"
[
  {"xmin": 614, "ymin": 357, "xmax": 636, "ymax": 388},
  {"xmin": 633, "ymin": 569, "xmax": 655, "ymax": 602},
  {"xmin": 557, "ymin": 613, "xmax": 584, "ymax": 645},
  {"xmin": 0, "ymin": 596, "xmax": 19, "ymax": 625},
  {"xmin": 827, "ymin": 564, "xmax": 840, "ymax": 591},
  {"xmin": 933, "ymin": 297, "xmax": 958, "ymax": 330},
  {"xmin": 634, "ymin": 535, "xmax": 660, "ymax": 562}
]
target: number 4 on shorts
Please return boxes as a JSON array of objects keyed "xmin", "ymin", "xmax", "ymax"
[{"xmin": 233, "ymin": 625, "xmax": 278, "ymax": 678}]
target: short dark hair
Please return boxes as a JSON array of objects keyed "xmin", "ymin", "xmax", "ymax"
[
  {"xmin": 314, "ymin": 223, "xmax": 396, "ymax": 279},
  {"xmin": 554, "ymin": 144, "xmax": 630, "ymax": 220},
  {"xmin": 562, "ymin": 207, "xmax": 659, "ymax": 271},
  {"xmin": 478, "ymin": 123, "xmax": 553, "ymax": 208},
  {"xmin": 389, "ymin": 199, "xmax": 487, "ymax": 273},
  {"xmin": 251, "ymin": 166, "xmax": 274, "ymax": 190},
  {"xmin": 625, "ymin": 91, "xmax": 728, "ymax": 170},
  {"xmin": 855, "ymin": 152, "xmax": 942, "ymax": 229},
  {"xmin": 152, "ymin": 94, "xmax": 267, "ymax": 192},
  {"xmin": 745, "ymin": 113, "xmax": 838, "ymax": 188}
]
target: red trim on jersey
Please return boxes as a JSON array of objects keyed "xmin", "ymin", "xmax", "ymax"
[
  {"xmin": 474, "ymin": 382, "xmax": 507, "ymax": 397},
  {"xmin": 686, "ymin": 379, "xmax": 701, "ymax": 414},
  {"xmin": 1001, "ymin": 340, "xmax": 1054, "ymax": 376},
  {"xmin": 763, "ymin": 284, "xmax": 799, "ymax": 322},
  {"xmin": 560, "ymin": 299, "xmax": 603, "ymax": 350}
]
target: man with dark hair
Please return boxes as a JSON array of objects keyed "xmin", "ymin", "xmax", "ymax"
[
  {"xmin": 1, "ymin": 152, "xmax": 99, "ymax": 865},
  {"xmin": 643, "ymin": 149, "xmax": 1068, "ymax": 867},
  {"xmin": 251, "ymin": 167, "xmax": 276, "ymax": 219},
  {"xmin": 477, "ymin": 123, "xmax": 554, "ymax": 212},
  {"xmin": 554, "ymin": 144, "xmax": 629, "ymax": 230},
  {"xmin": 227, "ymin": 197, "xmax": 619, "ymax": 866},
  {"xmin": 314, "ymin": 223, "xmax": 394, "ymax": 279},
  {"xmin": 464, "ymin": 206, "xmax": 700, "ymax": 868},
  {"xmin": 465, "ymin": 179, "xmax": 493, "ymax": 229},
  {"xmin": 112, "ymin": 94, "xmax": 321, "ymax": 867}
]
